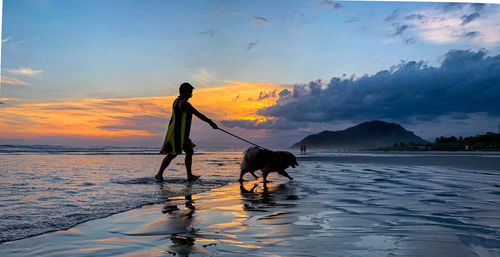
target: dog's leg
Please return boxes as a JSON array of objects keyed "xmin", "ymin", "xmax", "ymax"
[
  {"xmin": 240, "ymin": 180, "xmax": 257, "ymax": 193},
  {"xmin": 262, "ymin": 170, "xmax": 270, "ymax": 183},
  {"xmin": 238, "ymin": 170, "xmax": 246, "ymax": 181},
  {"xmin": 278, "ymin": 170, "xmax": 294, "ymax": 180},
  {"xmin": 250, "ymin": 170, "xmax": 259, "ymax": 179}
]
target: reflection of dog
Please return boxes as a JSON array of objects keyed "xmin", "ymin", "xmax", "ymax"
[{"xmin": 239, "ymin": 146, "xmax": 298, "ymax": 182}]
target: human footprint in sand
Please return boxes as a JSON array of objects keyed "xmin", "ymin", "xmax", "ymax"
[{"xmin": 155, "ymin": 82, "xmax": 218, "ymax": 182}]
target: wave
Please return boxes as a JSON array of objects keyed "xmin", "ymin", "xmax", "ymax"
[
  {"xmin": 0, "ymin": 145, "xmax": 159, "ymax": 155},
  {"xmin": 0, "ymin": 145, "xmax": 243, "ymax": 155},
  {"xmin": 0, "ymin": 177, "xmax": 230, "ymax": 243}
]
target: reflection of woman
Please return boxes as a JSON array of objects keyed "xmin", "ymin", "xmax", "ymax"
[
  {"xmin": 162, "ymin": 182, "xmax": 196, "ymax": 256},
  {"xmin": 161, "ymin": 187, "xmax": 197, "ymax": 255}
]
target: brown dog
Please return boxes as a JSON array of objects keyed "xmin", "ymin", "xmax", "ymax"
[{"xmin": 239, "ymin": 146, "xmax": 298, "ymax": 182}]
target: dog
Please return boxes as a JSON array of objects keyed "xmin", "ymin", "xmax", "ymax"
[{"xmin": 239, "ymin": 146, "xmax": 298, "ymax": 182}]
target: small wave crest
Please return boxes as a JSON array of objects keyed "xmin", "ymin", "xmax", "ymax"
[
  {"xmin": 0, "ymin": 151, "xmax": 242, "ymax": 243},
  {"xmin": 1, "ymin": 177, "xmax": 232, "ymax": 243}
]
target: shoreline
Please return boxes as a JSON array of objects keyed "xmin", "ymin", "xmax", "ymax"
[
  {"xmin": 0, "ymin": 179, "xmax": 232, "ymax": 245},
  {"xmin": 0, "ymin": 152, "xmax": 242, "ymax": 244},
  {"xmin": 0, "ymin": 180, "xmax": 299, "ymax": 256}
]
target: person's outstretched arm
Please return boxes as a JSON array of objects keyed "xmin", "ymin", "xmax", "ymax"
[{"xmin": 182, "ymin": 101, "xmax": 218, "ymax": 129}]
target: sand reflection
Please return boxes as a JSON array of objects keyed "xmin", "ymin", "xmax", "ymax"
[
  {"xmin": 240, "ymin": 181, "xmax": 298, "ymax": 211},
  {"xmin": 151, "ymin": 181, "xmax": 299, "ymax": 256},
  {"xmin": 159, "ymin": 184, "xmax": 200, "ymax": 256}
]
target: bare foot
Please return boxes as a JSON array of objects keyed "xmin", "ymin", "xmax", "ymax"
[
  {"xmin": 155, "ymin": 174, "xmax": 164, "ymax": 182},
  {"xmin": 187, "ymin": 175, "xmax": 200, "ymax": 181}
]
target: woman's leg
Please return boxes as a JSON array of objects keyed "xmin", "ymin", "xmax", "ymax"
[
  {"xmin": 155, "ymin": 154, "xmax": 176, "ymax": 182},
  {"xmin": 183, "ymin": 145, "xmax": 198, "ymax": 180}
]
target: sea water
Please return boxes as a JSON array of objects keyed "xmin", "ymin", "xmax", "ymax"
[
  {"xmin": 1, "ymin": 146, "xmax": 500, "ymax": 256},
  {"xmin": 0, "ymin": 146, "xmax": 242, "ymax": 242}
]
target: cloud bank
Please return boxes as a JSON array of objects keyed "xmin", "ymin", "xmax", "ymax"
[{"xmin": 223, "ymin": 49, "xmax": 500, "ymax": 132}]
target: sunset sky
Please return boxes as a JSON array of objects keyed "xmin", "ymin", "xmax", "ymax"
[{"xmin": 2, "ymin": 0, "xmax": 500, "ymax": 149}]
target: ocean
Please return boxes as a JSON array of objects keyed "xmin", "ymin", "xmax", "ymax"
[
  {"xmin": 0, "ymin": 145, "xmax": 241, "ymax": 243},
  {"xmin": 1, "ymin": 145, "xmax": 500, "ymax": 256}
]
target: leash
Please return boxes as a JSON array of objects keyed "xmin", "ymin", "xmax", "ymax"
[{"xmin": 217, "ymin": 128, "xmax": 267, "ymax": 150}]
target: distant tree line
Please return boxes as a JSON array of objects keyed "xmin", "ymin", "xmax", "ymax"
[
  {"xmin": 432, "ymin": 132, "xmax": 500, "ymax": 151},
  {"xmin": 379, "ymin": 132, "xmax": 500, "ymax": 151}
]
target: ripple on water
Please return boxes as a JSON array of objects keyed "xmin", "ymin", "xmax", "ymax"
[
  {"xmin": 2, "ymin": 153, "xmax": 500, "ymax": 256},
  {"xmin": 0, "ymin": 153, "xmax": 242, "ymax": 243}
]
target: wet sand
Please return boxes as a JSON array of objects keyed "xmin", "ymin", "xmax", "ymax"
[{"xmin": 1, "ymin": 156, "xmax": 500, "ymax": 256}]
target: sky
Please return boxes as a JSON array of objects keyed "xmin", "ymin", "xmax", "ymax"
[{"xmin": 1, "ymin": 0, "xmax": 500, "ymax": 149}]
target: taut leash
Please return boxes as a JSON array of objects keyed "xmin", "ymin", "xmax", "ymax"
[{"xmin": 217, "ymin": 128, "xmax": 267, "ymax": 150}]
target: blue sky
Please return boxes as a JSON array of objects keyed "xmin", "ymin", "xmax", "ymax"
[
  {"xmin": 2, "ymin": 1, "xmax": 500, "ymax": 147},
  {"xmin": 4, "ymin": 0, "xmax": 498, "ymax": 98}
]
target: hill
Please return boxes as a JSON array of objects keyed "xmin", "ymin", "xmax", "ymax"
[{"xmin": 291, "ymin": 120, "xmax": 427, "ymax": 150}]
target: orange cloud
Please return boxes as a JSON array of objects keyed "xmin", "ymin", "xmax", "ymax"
[
  {"xmin": 190, "ymin": 81, "xmax": 287, "ymax": 122},
  {"xmin": 0, "ymin": 81, "xmax": 289, "ymax": 139}
]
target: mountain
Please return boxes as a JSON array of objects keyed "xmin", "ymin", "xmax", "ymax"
[{"xmin": 291, "ymin": 120, "xmax": 427, "ymax": 150}]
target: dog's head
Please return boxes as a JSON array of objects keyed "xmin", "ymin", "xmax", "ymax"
[{"xmin": 277, "ymin": 151, "xmax": 299, "ymax": 168}]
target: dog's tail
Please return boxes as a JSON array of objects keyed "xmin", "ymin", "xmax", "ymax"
[{"xmin": 240, "ymin": 146, "xmax": 260, "ymax": 171}]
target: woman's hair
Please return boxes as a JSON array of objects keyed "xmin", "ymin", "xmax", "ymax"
[{"xmin": 179, "ymin": 82, "xmax": 194, "ymax": 98}]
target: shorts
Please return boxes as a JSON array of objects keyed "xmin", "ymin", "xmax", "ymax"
[{"xmin": 182, "ymin": 139, "xmax": 195, "ymax": 155}]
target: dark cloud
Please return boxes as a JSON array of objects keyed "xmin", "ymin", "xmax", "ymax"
[
  {"xmin": 405, "ymin": 37, "xmax": 416, "ymax": 44},
  {"xmin": 221, "ymin": 118, "xmax": 306, "ymax": 130},
  {"xmin": 405, "ymin": 14, "xmax": 425, "ymax": 21},
  {"xmin": 198, "ymin": 29, "xmax": 219, "ymax": 38},
  {"xmin": 440, "ymin": 3, "xmax": 487, "ymax": 13},
  {"xmin": 279, "ymin": 89, "xmax": 291, "ymax": 97},
  {"xmin": 247, "ymin": 41, "xmax": 258, "ymax": 50},
  {"xmin": 462, "ymin": 12, "xmax": 480, "ymax": 25},
  {"xmin": 391, "ymin": 23, "xmax": 409, "ymax": 36},
  {"xmin": 322, "ymin": 1, "xmax": 344, "ymax": 10},
  {"xmin": 464, "ymin": 31, "xmax": 480, "ymax": 38},
  {"xmin": 254, "ymin": 16, "xmax": 269, "ymax": 22},
  {"xmin": 0, "ymin": 102, "xmax": 4, "ymax": 105},
  {"xmin": 257, "ymin": 89, "xmax": 277, "ymax": 101},
  {"xmin": 471, "ymin": 3, "xmax": 486, "ymax": 12},
  {"xmin": 252, "ymin": 16, "xmax": 270, "ymax": 25},
  {"xmin": 384, "ymin": 9, "xmax": 399, "ymax": 22},
  {"xmin": 440, "ymin": 3, "xmax": 466, "ymax": 12},
  {"xmin": 344, "ymin": 17, "xmax": 359, "ymax": 23},
  {"xmin": 255, "ymin": 49, "xmax": 500, "ymax": 126}
]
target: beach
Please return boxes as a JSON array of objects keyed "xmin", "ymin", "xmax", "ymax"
[{"xmin": 1, "ymin": 150, "xmax": 500, "ymax": 256}]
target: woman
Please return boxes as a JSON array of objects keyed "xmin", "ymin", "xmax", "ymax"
[{"xmin": 155, "ymin": 82, "xmax": 218, "ymax": 182}]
